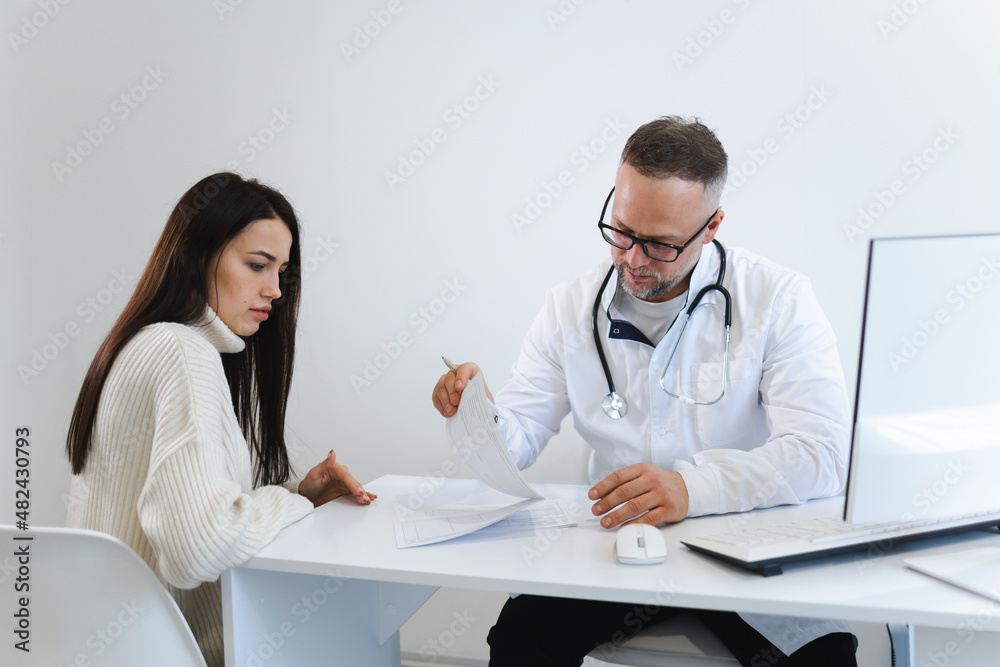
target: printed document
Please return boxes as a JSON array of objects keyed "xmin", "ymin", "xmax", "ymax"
[
  {"xmin": 445, "ymin": 372, "xmax": 542, "ymax": 499},
  {"xmin": 394, "ymin": 372, "xmax": 577, "ymax": 547},
  {"xmin": 393, "ymin": 499, "xmax": 576, "ymax": 548}
]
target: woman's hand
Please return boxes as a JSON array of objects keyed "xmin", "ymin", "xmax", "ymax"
[{"xmin": 297, "ymin": 449, "xmax": 376, "ymax": 508}]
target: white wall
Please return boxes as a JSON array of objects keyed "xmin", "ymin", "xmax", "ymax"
[{"xmin": 3, "ymin": 1, "xmax": 997, "ymax": 664}]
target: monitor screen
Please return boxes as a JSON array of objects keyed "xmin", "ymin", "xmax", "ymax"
[{"xmin": 845, "ymin": 234, "xmax": 1000, "ymax": 524}]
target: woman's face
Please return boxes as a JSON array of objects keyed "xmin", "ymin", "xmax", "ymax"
[{"xmin": 206, "ymin": 217, "xmax": 292, "ymax": 336}]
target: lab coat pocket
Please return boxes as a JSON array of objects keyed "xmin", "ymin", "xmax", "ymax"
[{"xmin": 691, "ymin": 357, "xmax": 760, "ymax": 447}]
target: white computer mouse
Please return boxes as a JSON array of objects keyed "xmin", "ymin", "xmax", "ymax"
[{"xmin": 614, "ymin": 523, "xmax": 666, "ymax": 565}]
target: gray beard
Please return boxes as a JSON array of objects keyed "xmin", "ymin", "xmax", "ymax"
[{"xmin": 614, "ymin": 260, "xmax": 683, "ymax": 301}]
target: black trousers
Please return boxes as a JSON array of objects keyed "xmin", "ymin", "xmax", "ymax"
[{"xmin": 487, "ymin": 595, "xmax": 858, "ymax": 667}]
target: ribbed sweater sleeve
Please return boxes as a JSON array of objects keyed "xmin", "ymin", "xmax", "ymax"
[{"xmin": 134, "ymin": 325, "xmax": 313, "ymax": 590}]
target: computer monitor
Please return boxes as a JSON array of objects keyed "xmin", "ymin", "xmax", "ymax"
[{"xmin": 845, "ymin": 233, "xmax": 1000, "ymax": 525}]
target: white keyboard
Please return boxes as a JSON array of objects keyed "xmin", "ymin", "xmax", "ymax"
[
  {"xmin": 695, "ymin": 516, "xmax": 890, "ymax": 544},
  {"xmin": 682, "ymin": 510, "xmax": 1000, "ymax": 576}
]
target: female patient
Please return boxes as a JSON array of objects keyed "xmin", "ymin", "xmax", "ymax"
[{"xmin": 66, "ymin": 172, "xmax": 373, "ymax": 667}]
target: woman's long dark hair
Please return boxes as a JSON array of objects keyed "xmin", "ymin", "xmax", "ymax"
[{"xmin": 66, "ymin": 172, "xmax": 302, "ymax": 487}]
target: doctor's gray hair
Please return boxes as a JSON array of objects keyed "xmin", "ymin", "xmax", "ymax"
[{"xmin": 620, "ymin": 116, "xmax": 729, "ymax": 205}]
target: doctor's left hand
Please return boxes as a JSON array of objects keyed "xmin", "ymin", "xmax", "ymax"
[
  {"xmin": 588, "ymin": 464, "xmax": 689, "ymax": 528},
  {"xmin": 298, "ymin": 449, "xmax": 377, "ymax": 508}
]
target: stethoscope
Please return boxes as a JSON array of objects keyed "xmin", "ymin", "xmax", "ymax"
[{"xmin": 592, "ymin": 238, "xmax": 732, "ymax": 419}]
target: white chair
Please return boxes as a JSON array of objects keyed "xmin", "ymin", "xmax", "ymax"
[
  {"xmin": 0, "ymin": 524, "xmax": 207, "ymax": 667},
  {"xmin": 551, "ymin": 453, "xmax": 738, "ymax": 666},
  {"xmin": 585, "ymin": 611, "xmax": 740, "ymax": 666}
]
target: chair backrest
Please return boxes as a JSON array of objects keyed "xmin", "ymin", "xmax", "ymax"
[{"xmin": 1, "ymin": 524, "xmax": 207, "ymax": 667}]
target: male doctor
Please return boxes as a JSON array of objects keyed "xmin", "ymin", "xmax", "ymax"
[{"xmin": 432, "ymin": 116, "xmax": 857, "ymax": 666}]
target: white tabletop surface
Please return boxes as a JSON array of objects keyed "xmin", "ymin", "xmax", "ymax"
[{"xmin": 244, "ymin": 475, "xmax": 1000, "ymax": 630}]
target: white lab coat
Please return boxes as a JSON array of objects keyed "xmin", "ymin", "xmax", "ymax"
[{"xmin": 493, "ymin": 242, "xmax": 853, "ymax": 654}]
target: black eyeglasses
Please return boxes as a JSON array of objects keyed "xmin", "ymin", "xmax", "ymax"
[{"xmin": 597, "ymin": 187, "xmax": 718, "ymax": 263}]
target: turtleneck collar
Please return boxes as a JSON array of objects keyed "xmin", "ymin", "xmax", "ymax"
[{"xmin": 191, "ymin": 305, "xmax": 246, "ymax": 354}]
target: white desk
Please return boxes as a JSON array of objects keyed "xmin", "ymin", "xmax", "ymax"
[{"xmin": 222, "ymin": 475, "xmax": 1000, "ymax": 667}]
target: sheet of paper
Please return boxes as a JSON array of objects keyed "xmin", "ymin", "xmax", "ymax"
[
  {"xmin": 431, "ymin": 499, "xmax": 577, "ymax": 532},
  {"xmin": 393, "ymin": 498, "xmax": 542, "ymax": 548},
  {"xmin": 445, "ymin": 372, "xmax": 542, "ymax": 499},
  {"xmin": 905, "ymin": 547, "xmax": 1000, "ymax": 602},
  {"xmin": 474, "ymin": 500, "xmax": 578, "ymax": 532}
]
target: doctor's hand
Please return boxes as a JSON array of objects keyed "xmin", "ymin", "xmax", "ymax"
[
  {"xmin": 588, "ymin": 464, "xmax": 689, "ymax": 528},
  {"xmin": 431, "ymin": 361, "xmax": 493, "ymax": 417},
  {"xmin": 298, "ymin": 449, "xmax": 376, "ymax": 508}
]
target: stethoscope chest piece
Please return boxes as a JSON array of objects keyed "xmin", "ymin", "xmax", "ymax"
[
  {"xmin": 593, "ymin": 239, "xmax": 730, "ymax": 418},
  {"xmin": 602, "ymin": 391, "xmax": 628, "ymax": 419}
]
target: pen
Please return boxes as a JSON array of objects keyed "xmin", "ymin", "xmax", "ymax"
[{"xmin": 443, "ymin": 355, "xmax": 495, "ymax": 422}]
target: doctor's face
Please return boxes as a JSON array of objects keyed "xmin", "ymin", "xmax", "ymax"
[{"xmin": 609, "ymin": 164, "xmax": 723, "ymax": 303}]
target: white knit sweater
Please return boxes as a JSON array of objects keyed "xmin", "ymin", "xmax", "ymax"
[{"xmin": 67, "ymin": 308, "xmax": 314, "ymax": 667}]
